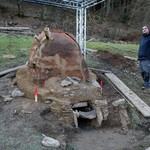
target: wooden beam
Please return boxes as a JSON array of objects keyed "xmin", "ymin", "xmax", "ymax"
[
  {"xmin": 89, "ymin": 67, "xmax": 111, "ymax": 73},
  {"xmin": 105, "ymin": 72, "xmax": 150, "ymax": 118},
  {"xmin": 0, "ymin": 27, "xmax": 31, "ymax": 32},
  {"xmin": 0, "ymin": 65, "xmax": 26, "ymax": 77}
]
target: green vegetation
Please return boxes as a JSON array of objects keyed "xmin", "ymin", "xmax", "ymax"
[
  {"xmin": 66, "ymin": 144, "xmax": 78, "ymax": 150},
  {"xmin": 127, "ymin": 105, "xmax": 140, "ymax": 128},
  {"xmin": 87, "ymin": 41, "xmax": 139, "ymax": 58},
  {"xmin": 0, "ymin": 33, "xmax": 33, "ymax": 70},
  {"xmin": 0, "ymin": 33, "xmax": 139, "ymax": 71},
  {"xmin": 0, "ymin": 33, "xmax": 33, "ymax": 57}
]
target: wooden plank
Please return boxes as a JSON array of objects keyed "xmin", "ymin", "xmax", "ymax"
[
  {"xmin": 0, "ymin": 65, "xmax": 26, "ymax": 77},
  {"xmin": 89, "ymin": 67, "xmax": 112, "ymax": 73},
  {"xmin": 105, "ymin": 72, "xmax": 150, "ymax": 118},
  {"xmin": 124, "ymin": 56, "xmax": 137, "ymax": 61},
  {"xmin": 0, "ymin": 27, "xmax": 31, "ymax": 31}
]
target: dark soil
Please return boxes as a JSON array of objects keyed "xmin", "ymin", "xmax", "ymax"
[{"xmin": 0, "ymin": 50, "xmax": 150, "ymax": 150}]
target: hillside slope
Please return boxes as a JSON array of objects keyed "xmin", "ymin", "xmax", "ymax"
[{"xmin": 0, "ymin": 0, "xmax": 147, "ymax": 42}]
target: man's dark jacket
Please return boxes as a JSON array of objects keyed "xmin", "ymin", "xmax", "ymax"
[{"xmin": 138, "ymin": 34, "xmax": 150, "ymax": 60}]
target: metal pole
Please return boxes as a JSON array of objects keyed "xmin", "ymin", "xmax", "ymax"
[
  {"xmin": 83, "ymin": 8, "xmax": 86, "ymax": 59},
  {"xmin": 76, "ymin": 5, "xmax": 87, "ymax": 59},
  {"xmin": 22, "ymin": 0, "xmax": 105, "ymax": 59}
]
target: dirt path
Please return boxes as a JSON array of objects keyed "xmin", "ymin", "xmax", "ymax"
[
  {"xmin": 0, "ymin": 97, "xmax": 147, "ymax": 150},
  {"xmin": 70, "ymin": 128, "xmax": 145, "ymax": 150},
  {"xmin": 0, "ymin": 98, "xmax": 55, "ymax": 150}
]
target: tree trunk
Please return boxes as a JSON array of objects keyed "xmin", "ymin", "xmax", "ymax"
[
  {"xmin": 17, "ymin": 0, "xmax": 24, "ymax": 17},
  {"xmin": 143, "ymin": 1, "xmax": 150, "ymax": 24},
  {"xmin": 106, "ymin": 0, "xmax": 111, "ymax": 16}
]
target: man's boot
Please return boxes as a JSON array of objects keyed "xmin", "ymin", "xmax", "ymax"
[
  {"xmin": 141, "ymin": 72, "xmax": 145, "ymax": 81},
  {"xmin": 143, "ymin": 72, "xmax": 150, "ymax": 88}
]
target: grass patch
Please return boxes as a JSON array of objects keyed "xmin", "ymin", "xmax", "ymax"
[
  {"xmin": 66, "ymin": 144, "xmax": 78, "ymax": 150},
  {"xmin": 0, "ymin": 33, "xmax": 139, "ymax": 71},
  {"xmin": 127, "ymin": 105, "xmax": 140, "ymax": 128},
  {"xmin": 0, "ymin": 33, "xmax": 33, "ymax": 70},
  {"xmin": 0, "ymin": 33, "xmax": 33, "ymax": 57},
  {"xmin": 86, "ymin": 41, "xmax": 139, "ymax": 58}
]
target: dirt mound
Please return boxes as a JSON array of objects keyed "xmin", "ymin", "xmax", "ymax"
[{"xmin": 95, "ymin": 50, "xmax": 137, "ymax": 70}]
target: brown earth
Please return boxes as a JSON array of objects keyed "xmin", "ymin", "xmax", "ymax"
[
  {"xmin": 0, "ymin": 1, "xmax": 150, "ymax": 150},
  {"xmin": 0, "ymin": 50, "xmax": 150, "ymax": 150}
]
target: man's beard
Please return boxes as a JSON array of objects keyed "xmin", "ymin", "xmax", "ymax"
[{"xmin": 143, "ymin": 33, "xmax": 149, "ymax": 36}]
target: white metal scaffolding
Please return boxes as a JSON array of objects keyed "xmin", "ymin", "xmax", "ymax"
[
  {"xmin": 21, "ymin": 0, "xmax": 105, "ymax": 58},
  {"xmin": 76, "ymin": 7, "xmax": 86, "ymax": 56}
]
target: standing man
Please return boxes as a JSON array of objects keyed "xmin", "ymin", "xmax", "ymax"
[{"xmin": 138, "ymin": 25, "xmax": 150, "ymax": 88}]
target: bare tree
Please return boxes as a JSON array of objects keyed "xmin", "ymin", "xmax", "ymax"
[
  {"xmin": 17, "ymin": 0, "xmax": 24, "ymax": 17},
  {"xmin": 106, "ymin": 0, "xmax": 111, "ymax": 16}
]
